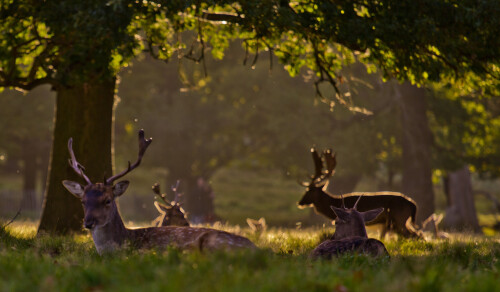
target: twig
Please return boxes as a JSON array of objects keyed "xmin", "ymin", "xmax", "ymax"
[{"xmin": 1, "ymin": 208, "xmax": 21, "ymax": 229}]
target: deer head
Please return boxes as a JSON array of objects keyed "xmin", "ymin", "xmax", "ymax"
[
  {"xmin": 331, "ymin": 195, "xmax": 384, "ymax": 240},
  {"xmin": 62, "ymin": 130, "xmax": 152, "ymax": 230},
  {"xmin": 152, "ymin": 181, "xmax": 189, "ymax": 227},
  {"xmin": 298, "ymin": 148, "xmax": 336, "ymax": 206}
]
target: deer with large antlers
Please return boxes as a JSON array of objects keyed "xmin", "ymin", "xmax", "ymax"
[
  {"xmin": 310, "ymin": 196, "xmax": 389, "ymax": 259},
  {"xmin": 298, "ymin": 148, "xmax": 420, "ymax": 238},
  {"xmin": 151, "ymin": 181, "xmax": 190, "ymax": 227},
  {"xmin": 62, "ymin": 130, "xmax": 256, "ymax": 254}
]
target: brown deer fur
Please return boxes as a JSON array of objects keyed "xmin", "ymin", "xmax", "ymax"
[
  {"xmin": 62, "ymin": 130, "xmax": 256, "ymax": 254},
  {"xmin": 151, "ymin": 182, "xmax": 190, "ymax": 227},
  {"xmin": 310, "ymin": 199, "xmax": 389, "ymax": 259},
  {"xmin": 299, "ymin": 149, "xmax": 420, "ymax": 238}
]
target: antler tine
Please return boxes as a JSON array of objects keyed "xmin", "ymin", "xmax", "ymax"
[
  {"xmin": 106, "ymin": 129, "xmax": 153, "ymax": 185},
  {"xmin": 152, "ymin": 183, "xmax": 161, "ymax": 196},
  {"xmin": 353, "ymin": 194, "xmax": 363, "ymax": 210},
  {"xmin": 311, "ymin": 148, "xmax": 323, "ymax": 181},
  {"xmin": 171, "ymin": 180, "xmax": 182, "ymax": 203},
  {"xmin": 340, "ymin": 193, "xmax": 346, "ymax": 209},
  {"xmin": 323, "ymin": 149, "xmax": 337, "ymax": 177},
  {"xmin": 67, "ymin": 138, "xmax": 92, "ymax": 185},
  {"xmin": 152, "ymin": 183, "xmax": 171, "ymax": 205},
  {"xmin": 314, "ymin": 149, "xmax": 336, "ymax": 186}
]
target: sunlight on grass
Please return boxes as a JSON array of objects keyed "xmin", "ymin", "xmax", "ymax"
[{"xmin": 1, "ymin": 221, "xmax": 500, "ymax": 292}]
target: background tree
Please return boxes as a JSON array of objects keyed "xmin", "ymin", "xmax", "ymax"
[
  {"xmin": 0, "ymin": 86, "xmax": 54, "ymax": 213},
  {"xmin": 1, "ymin": 0, "xmax": 499, "ymax": 233}
]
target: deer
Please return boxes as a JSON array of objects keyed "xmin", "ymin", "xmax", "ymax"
[
  {"xmin": 151, "ymin": 181, "xmax": 190, "ymax": 227},
  {"xmin": 310, "ymin": 195, "xmax": 389, "ymax": 259},
  {"xmin": 419, "ymin": 213, "xmax": 448, "ymax": 239},
  {"xmin": 62, "ymin": 130, "xmax": 256, "ymax": 254},
  {"xmin": 298, "ymin": 148, "xmax": 420, "ymax": 238},
  {"xmin": 246, "ymin": 217, "xmax": 267, "ymax": 238}
]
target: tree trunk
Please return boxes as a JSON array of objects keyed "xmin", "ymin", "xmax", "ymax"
[
  {"xmin": 442, "ymin": 166, "xmax": 482, "ymax": 233},
  {"xmin": 20, "ymin": 137, "xmax": 39, "ymax": 212},
  {"xmin": 398, "ymin": 82, "xmax": 435, "ymax": 224},
  {"xmin": 38, "ymin": 79, "xmax": 116, "ymax": 235}
]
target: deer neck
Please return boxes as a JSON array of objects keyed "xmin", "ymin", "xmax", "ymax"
[
  {"xmin": 332, "ymin": 221, "xmax": 368, "ymax": 240},
  {"xmin": 90, "ymin": 204, "xmax": 130, "ymax": 254}
]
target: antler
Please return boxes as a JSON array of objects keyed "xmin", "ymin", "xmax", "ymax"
[
  {"xmin": 171, "ymin": 180, "xmax": 182, "ymax": 204},
  {"xmin": 67, "ymin": 138, "xmax": 92, "ymax": 185},
  {"xmin": 353, "ymin": 194, "xmax": 363, "ymax": 210},
  {"xmin": 340, "ymin": 193, "xmax": 346, "ymax": 209},
  {"xmin": 106, "ymin": 129, "xmax": 152, "ymax": 185},
  {"xmin": 311, "ymin": 148, "xmax": 323, "ymax": 181},
  {"xmin": 313, "ymin": 149, "xmax": 336, "ymax": 186},
  {"xmin": 152, "ymin": 183, "xmax": 172, "ymax": 205}
]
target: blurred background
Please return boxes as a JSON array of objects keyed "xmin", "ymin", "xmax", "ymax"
[{"xmin": 1, "ymin": 42, "xmax": 499, "ymax": 230}]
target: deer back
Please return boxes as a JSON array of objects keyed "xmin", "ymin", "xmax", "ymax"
[{"xmin": 310, "ymin": 237, "xmax": 389, "ymax": 260}]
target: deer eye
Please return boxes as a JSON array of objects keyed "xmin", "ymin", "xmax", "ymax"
[{"xmin": 104, "ymin": 199, "xmax": 112, "ymax": 205}]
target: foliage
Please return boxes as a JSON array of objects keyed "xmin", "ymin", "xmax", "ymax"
[
  {"xmin": 428, "ymin": 85, "xmax": 500, "ymax": 177},
  {"xmin": 2, "ymin": 0, "xmax": 499, "ymax": 103},
  {"xmin": 1, "ymin": 222, "xmax": 500, "ymax": 292}
]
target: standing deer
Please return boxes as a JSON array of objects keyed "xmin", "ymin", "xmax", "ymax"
[
  {"xmin": 299, "ymin": 148, "xmax": 420, "ymax": 238},
  {"xmin": 151, "ymin": 181, "xmax": 190, "ymax": 227},
  {"xmin": 310, "ymin": 196, "xmax": 389, "ymax": 259},
  {"xmin": 62, "ymin": 130, "xmax": 256, "ymax": 254}
]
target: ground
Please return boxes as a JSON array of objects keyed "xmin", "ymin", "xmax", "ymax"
[{"xmin": 1, "ymin": 221, "xmax": 499, "ymax": 292}]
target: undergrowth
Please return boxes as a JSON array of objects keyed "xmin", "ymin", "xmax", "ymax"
[{"xmin": 1, "ymin": 222, "xmax": 499, "ymax": 292}]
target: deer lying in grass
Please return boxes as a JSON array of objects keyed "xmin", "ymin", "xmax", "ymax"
[
  {"xmin": 151, "ymin": 181, "xmax": 190, "ymax": 227},
  {"xmin": 420, "ymin": 213, "xmax": 448, "ymax": 239},
  {"xmin": 62, "ymin": 130, "xmax": 256, "ymax": 254},
  {"xmin": 299, "ymin": 148, "xmax": 420, "ymax": 238},
  {"xmin": 310, "ymin": 196, "xmax": 389, "ymax": 259}
]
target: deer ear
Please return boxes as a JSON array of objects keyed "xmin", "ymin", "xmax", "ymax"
[
  {"xmin": 62, "ymin": 180, "xmax": 85, "ymax": 198},
  {"xmin": 362, "ymin": 208, "xmax": 384, "ymax": 223},
  {"xmin": 331, "ymin": 206, "xmax": 350, "ymax": 221},
  {"xmin": 113, "ymin": 180, "xmax": 129, "ymax": 197}
]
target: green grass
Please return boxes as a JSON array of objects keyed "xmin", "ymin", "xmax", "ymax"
[{"xmin": 1, "ymin": 221, "xmax": 500, "ymax": 292}]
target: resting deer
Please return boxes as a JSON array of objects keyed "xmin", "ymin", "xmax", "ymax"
[
  {"xmin": 310, "ymin": 196, "xmax": 389, "ymax": 259},
  {"xmin": 298, "ymin": 148, "xmax": 420, "ymax": 238},
  {"xmin": 62, "ymin": 130, "xmax": 256, "ymax": 254},
  {"xmin": 420, "ymin": 213, "xmax": 448, "ymax": 239},
  {"xmin": 246, "ymin": 217, "xmax": 267, "ymax": 238},
  {"xmin": 151, "ymin": 181, "xmax": 190, "ymax": 227}
]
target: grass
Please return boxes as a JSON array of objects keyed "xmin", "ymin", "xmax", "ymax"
[
  {"xmin": 1, "ymin": 221, "xmax": 500, "ymax": 292},
  {"xmin": 2, "ymin": 167, "xmax": 500, "ymax": 291}
]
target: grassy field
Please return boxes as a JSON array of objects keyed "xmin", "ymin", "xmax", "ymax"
[
  {"xmin": 1, "ymin": 167, "xmax": 500, "ymax": 291},
  {"xmin": 1, "ymin": 221, "xmax": 500, "ymax": 292}
]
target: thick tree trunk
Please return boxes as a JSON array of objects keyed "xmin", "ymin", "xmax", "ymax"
[
  {"xmin": 442, "ymin": 166, "xmax": 482, "ymax": 233},
  {"xmin": 398, "ymin": 82, "xmax": 435, "ymax": 224},
  {"xmin": 20, "ymin": 137, "xmax": 39, "ymax": 212},
  {"xmin": 38, "ymin": 79, "xmax": 116, "ymax": 234}
]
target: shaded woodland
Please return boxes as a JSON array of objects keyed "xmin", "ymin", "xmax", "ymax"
[{"xmin": 1, "ymin": 1, "xmax": 500, "ymax": 235}]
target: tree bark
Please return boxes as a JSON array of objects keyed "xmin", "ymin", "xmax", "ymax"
[
  {"xmin": 442, "ymin": 166, "xmax": 482, "ymax": 233},
  {"xmin": 398, "ymin": 82, "xmax": 435, "ymax": 224},
  {"xmin": 38, "ymin": 79, "xmax": 116, "ymax": 234}
]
